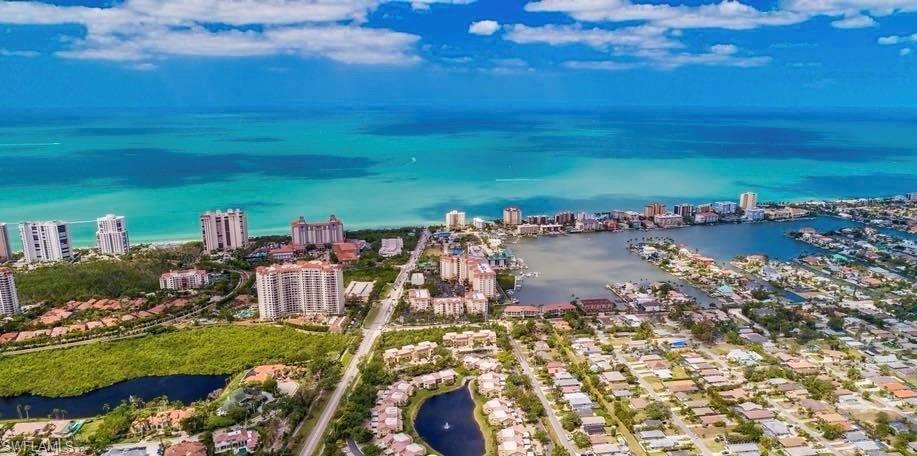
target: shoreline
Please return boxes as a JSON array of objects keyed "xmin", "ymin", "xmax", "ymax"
[{"xmin": 5, "ymin": 195, "xmax": 915, "ymax": 253}]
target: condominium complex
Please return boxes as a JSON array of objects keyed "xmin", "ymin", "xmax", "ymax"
[
  {"xmin": 18, "ymin": 221, "xmax": 73, "ymax": 263},
  {"xmin": 439, "ymin": 254, "xmax": 497, "ymax": 298},
  {"xmin": 255, "ymin": 260, "xmax": 345, "ymax": 320},
  {"xmin": 711, "ymin": 201, "xmax": 738, "ymax": 215},
  {"xmin": 0, "ymin": 223, "xmax": 10, "ymax": 262},
  {"xmin": 643, "ymin": 202, "xmax": 665, "ymax": 218},
  {"xmin": 200, "ymin": 209, "xmax": 248, "ymax": 253},
  {"xmin": 96, "ymin": 214, "xmax": 130, "ymax": 256},
  {"xmin": 502, "ymin": 206, "xmax": 522, "ymax": 226},
  {"xmin": 160, "ymin": 269, "xmax": 211, "ymax": 290},
  {"xmin": 0, "ymin": 268, "xmax": 19, "ymax": 314},
  {"xmin": 291, "ymin": 215, "xmax": 345, "ymax": 247},
  {"xmin": 444, "ymin": 210, "xmax": 466, "ymax": 230},
  {"xmin": 739, "ymin": 192, "xmax": 758, "ymax": 210}
]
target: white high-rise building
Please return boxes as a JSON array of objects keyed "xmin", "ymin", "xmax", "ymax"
[
  {"xmin": 18, "ymin": 221, "xmax": 72, "ymax": 263},
  {"xmin": 256, "ymin": 260, "xmax": 345, "ymax": 320},
  {"xmin": 0, "ymin": 268, "xmax": 19, "ymax": 314},
  {"xmin": 96, "ymin": 214, "xmax": 130, "ymax": 256},
  {"xmin": 291, "ymin": 215, "xmax": 345, "ymax": 247},
  {"xmin": 0, "ymin": 223, "xmax": 11, "ymax": 262},
  {"xmin": 739, "ymin": 192, "xmax": 758, "ymax": 210},
  {"xmin": 445, "ymin": 210, "xmax": 466, "ymax": 230},
  {"xmin": 200, "ymin": 209, "xmax": 249, "ymax": 253}
]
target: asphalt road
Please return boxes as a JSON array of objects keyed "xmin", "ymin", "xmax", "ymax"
[
  {"xmin": 509, "ymin": 338, "xmax": 580, "ymax": 456},
  {"xmin": 298, "ymin": 230, "xmax": 429, "ymax": 456}
]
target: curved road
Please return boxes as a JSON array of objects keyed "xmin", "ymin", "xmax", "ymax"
[{"xmin": 299, "ymin": 230, "xmax": 429, "ymax": 456}]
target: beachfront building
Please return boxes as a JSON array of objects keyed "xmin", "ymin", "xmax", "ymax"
[
  {"xmin": 379, "ymin": 238, "xmax": 403, "ymax": 257},
  {"xmin": 694, "ymin": 212, "xmax": 720, "ymax": 224},
  {"xmin": 18, "ymin": 221, "xmax": 73, "ymax": 263},
  {"xmin": 0, "ymin": 223, "xmax": 11, "ymax": 262},
  {"xmin": 291, "ymin": 215, "xmax": 344, "ymax": 247},
  {"xmin": 743, "ymin": 207, "xmax": 766, "ymax": 221},
  {"xmin": 503, "ymin": 206, "xmax": 522, "ymax": 226},
  {"xmin": 516, "ymin": 224, "xmax": 540, "ymax": 236},
  {"xmin": 200, "ymin": 209, "xmax": 248, "ymax": 253},
  {"xmin": 96, "ymin": 214, "xmax": 130, "ymax": 255},
  {"xmin": 160, "ymin": 269, "xmax": 211, "ymax": 291},
  {"xmin": 445, "ymin": 210, "xmax": 466, "ymax": 230},
  {"xmin": 653, "ymin": 213, "xmax": 684, "ymax": 228},
  {"xmin": 439, "ymin": 254, "xmax": 497, "ymax": 298},
  {"xmin": 739, "ymin": 192, "xmax": 758, "ymax": 210},
  {"xmin": 712, "ymin": 201, "xmax": 737, "ymax": 215},
  {"xmin": 673, "ymin": 204, "xmax": 695, "ymax": 218},
  {"xmin": 0, "ymin": 268, "xmax": 20, "ymax": 314},
  {"xmin": 644, "ymin": 202, "xmax": 665, "ymax": 219},
  {"xmin": 255, "ymin": 260, "xmax": 345, "ymax": 319}
]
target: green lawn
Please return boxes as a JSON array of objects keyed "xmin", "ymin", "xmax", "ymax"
[{"xmin": 0, "ymin": 324, "xmax": 350, "ymax": 397}]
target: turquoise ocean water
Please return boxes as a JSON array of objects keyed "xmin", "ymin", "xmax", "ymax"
[{"xmin": 1, "ymin": 108, "xmax": 916, "ymax": 249}]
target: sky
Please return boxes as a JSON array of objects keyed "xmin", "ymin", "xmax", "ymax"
[{"xmin": 0, "ymin": 0, "xmax": 916, "ymax": 108}]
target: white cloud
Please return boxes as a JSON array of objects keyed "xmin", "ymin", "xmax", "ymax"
[
  {"xmin": 878, "ymin": 33, "xmax": 917, "ymax": 44},
  {"xmin": 504, "ymin": 23, "xmax": 678, "ymax": 52},
  {"xmin": 830, "ymin": 14, "xmax": 877, "ymax": 28},
  {"xmin": 901, "ymin": 47, "xmax": 913, "ymax": 55},
  {"xmin": 0, "ymin": 49, "xmax": 40, "ymax": 57},
  {"xmin": 0, "ymin": 0, "xmax": 477, "ymax": 65},
  {"xmin": 563, "ymin": 60, "xmax": 641, "ymax": 70},
  {"xmin": 710, "ymin": 43, "xmax": 738, "ymax": 54},
  {"xmin": 524, "ymin": 0, "xmax": 808, "ymax": 30},
  {"xmin": 469, "ymin": 20, "xmax": 501, "ymax": 36},
  {"xmin": 524, "ymin": 0, "xmax": 917, "ymax": 31}
]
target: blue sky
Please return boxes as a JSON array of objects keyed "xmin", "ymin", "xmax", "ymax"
[{"xmin": 1, "ymin": 0, "xmax": 916, "ymax": 108}]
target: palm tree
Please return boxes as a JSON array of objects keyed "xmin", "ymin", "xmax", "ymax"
[
  {"xmin": 23, "ymin": 404, "xmax": 31, "ymax": 419},
  {"xmin": 16, "ymin": 404, "xmax": 22, "ymax": 419}
]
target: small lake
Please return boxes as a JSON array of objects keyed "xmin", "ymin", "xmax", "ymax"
[
  {"xmin": 414, "ymin": 384, "xmax": 485, "ymax": 456},
  {"xmin": 512, "ymin": 216, "xmax": 860, "ymax": 304},
  {"xmin": 0, "ymin": 374, "xmax": 229, "ymax": 419}
]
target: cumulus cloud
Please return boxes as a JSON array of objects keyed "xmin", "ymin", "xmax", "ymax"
[
  {"xmin": 830, "ymin": 14, "xmax": 877, "ymax": 28},
  {"xmin": 524, "ymin": 0, "xmax": 917, "ymax": 31},
  {"xmin": 0, "ymin": 0, "xmax": 474, "ymax": 65},
  {"xmin": 469, "ymin": 20, "xmax": 501, "ymax": 35},
  {"xmin": 878, "ymin": 33, "xmax": 917, "ymax": 44},
  {"xmin": 504, "ymin": 23, "xmax": 678, "ymax": 52},
  {"xmin": 902, "ymin": 47, "xmax": 913, "ymax": 55},
  {"xmin": 524, "ymin": 0, "xmax": 808, "ymax": 30}
]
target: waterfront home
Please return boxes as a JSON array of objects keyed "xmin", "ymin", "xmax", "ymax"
[
  {"xmin": 415, "ymin": 369, "xmax": 456, "ymax": 389},
  {"xmin": 477, "ymin": 372, "xmax": 505, "ymax": 398},
  {"xmin": 212, "ymin": 428, "xmax": 260, "ymax": 454},
  {"xmin": 503, "ymin": 305, "xmax": 540, "ymax": 318},
  {"xmin": 130, "ymin": 408, "xmax": 193, "ymax": 435},
  {"xmin": 542, "ymin": 302, "xmax": 576, "ymax": 318},
  {"xmin": 382, "ymin": 341, "xmax": 438, "ymax": 367}
]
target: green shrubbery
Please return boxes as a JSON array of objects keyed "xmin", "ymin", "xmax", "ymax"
[{"xmin": 0, "ymin": 325, "xmax": 349, "ymax": 397}]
